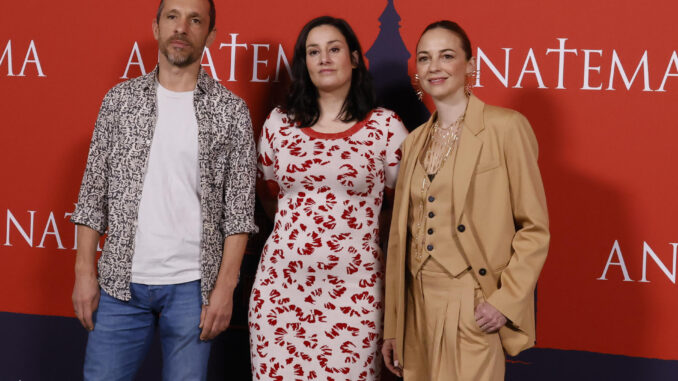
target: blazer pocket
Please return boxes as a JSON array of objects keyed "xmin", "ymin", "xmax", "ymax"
[
  {"xmin": 493, "ymin": 261, "xmax": 510, "ymax": 273},
  {"xmin": 493, "ymin": 261, "xmax": 510, "ymax": 288},
  {"xmin": 474, "ymin": 160, "xmax": 500, "ymax": 174}
]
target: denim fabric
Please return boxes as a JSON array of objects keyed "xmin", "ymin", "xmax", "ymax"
[{"xmin": 84, "ymin": 281, "xmax": 211, "ymax": 381}]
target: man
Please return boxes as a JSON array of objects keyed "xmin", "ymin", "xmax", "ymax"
[{"xmin": 70, "ymin": 0, "xmax": 257, "ymax": 379}]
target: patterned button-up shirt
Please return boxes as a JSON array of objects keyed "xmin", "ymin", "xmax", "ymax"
[{"xmin": 71, "ymin": 67, "xmax": 258, "ymax": 304}]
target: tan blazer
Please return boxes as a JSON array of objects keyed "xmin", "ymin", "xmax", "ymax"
[{"xmin": 384, "ymin": 95, "xmax": 550, "ymax": 359}]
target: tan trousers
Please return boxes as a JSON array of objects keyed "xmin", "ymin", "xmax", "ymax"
[{"xmin": 403, "ymin": 258, "xmax": 505, "ymax": 381}]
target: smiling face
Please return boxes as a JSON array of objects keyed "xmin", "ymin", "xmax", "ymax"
[
  {"xmin": 153, "ymin": 0, "xmax": 215, "ymax": 68},
  {"xmin": 416, "ymin": 27, "xmax": 475, "ymax": 102},
  {"xmin": 305, "ymin": 24, "xmax": 358, "ymax": 95}
]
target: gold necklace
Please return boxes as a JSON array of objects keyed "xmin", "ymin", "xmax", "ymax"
[{"xmin": 422, "ymin": 116, "xmax": 463, "ymax": 175}]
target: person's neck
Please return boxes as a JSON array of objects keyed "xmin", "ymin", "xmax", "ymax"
[
  {"xmin": 316, "ymin": 84, "xmax": 351, "ymax": 124},
  {"xmin": 432, "ymin": 91, "xmax": 469, "ymax": 126},
  {"xmin": 157, "ymin": 56, "xmax": 200, "ymax": 92}
]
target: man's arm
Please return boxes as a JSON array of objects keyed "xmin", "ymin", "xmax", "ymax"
[
  {"xmin": 70, "ymin": 89, "xmax": 116, "ymax": 234},
  {"xmin": 198, "ymin": 98, "xmax": 257, "ymax": 340},
  {"xmin": 199, "ymin": 233, "xmax": 248, "ymax": 340},
  {"xmin": 72, "ymin": 225, "xmax": 101, "ymax": 331},
  {"xmin": 70, "ymin": 89, "xmax": 118, "ymax": 330}
]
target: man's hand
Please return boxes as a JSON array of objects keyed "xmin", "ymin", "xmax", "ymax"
[
  {"xmin": 382, "ymin": 338, "xmax": 403, "ymax": 377},
  {"xmin": 199, "ymin": 233, "xmax": 248, "ymax": 341},
  {"xmin": 199, "ymin": 285, "xmax": 234, "ymax": 341},
  {"xmin": 474, "ymin": 301, "xmax": 507, "ymax": 333},
  {"xmin": 72, "ymin": 273, "xmax": 100, "ymax": 331}
]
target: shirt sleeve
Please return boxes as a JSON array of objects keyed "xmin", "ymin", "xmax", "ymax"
[
  {"xmin": 383, "ymin": 111, "xmax": 408, "ymax": 189},
  {"xmin": 70, "ymin": 88, "xmax": 117, "ymax": 234},
  {"xmin": 222, "ymin": 98, "xmax": 259, "ymax": 237}
]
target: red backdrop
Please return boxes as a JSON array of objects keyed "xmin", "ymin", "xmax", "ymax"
[{"xmin": 1, "ymin": 0, "xmax": 677, "ymax": 362}]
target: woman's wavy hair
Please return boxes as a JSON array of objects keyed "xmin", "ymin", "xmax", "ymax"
[{"xmin": 286, "ymin": 16, "xmax": 376, "ymax": 127}]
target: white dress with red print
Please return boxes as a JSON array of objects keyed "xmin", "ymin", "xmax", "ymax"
[{"xmin": 249, "ymin": 107, "xmax": 407, "ymax": 381}]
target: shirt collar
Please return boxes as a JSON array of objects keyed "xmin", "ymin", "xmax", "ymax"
[{"xmin": 142, "ymin": 65, "xmax": 213, "ymax": 95}]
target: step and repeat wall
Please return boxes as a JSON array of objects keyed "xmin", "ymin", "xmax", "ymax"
[{"xmin": 2, "ymin": 0, "xmax": 677, "ymax": 379}]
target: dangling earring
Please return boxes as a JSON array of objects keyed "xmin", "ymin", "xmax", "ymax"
[
  {"xmin": 464, "ymin": 70, "xmax": 477, "ymax": 98},
  {"xmin": 413, "ymin": 74, "xmax": 424, "ymax": 101}
]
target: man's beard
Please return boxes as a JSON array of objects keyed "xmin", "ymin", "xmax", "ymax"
[{"xmin": 160, "ymin": 35, "xmax": 201, "ymax": 67}]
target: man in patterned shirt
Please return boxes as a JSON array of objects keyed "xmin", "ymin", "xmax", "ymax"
[{"xmin": 70, "ymin": 0, "xmax": 257, "ymax": 379}]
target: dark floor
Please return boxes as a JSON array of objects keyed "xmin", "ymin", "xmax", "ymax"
[{"xmin": 1, "ymin": 310, "xmax": 677, "ymax": 381}]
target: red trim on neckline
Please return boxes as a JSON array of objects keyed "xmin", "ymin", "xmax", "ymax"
[{"xmin": 299, "ymin": 110, "xmax": 374, "ymax": 140}]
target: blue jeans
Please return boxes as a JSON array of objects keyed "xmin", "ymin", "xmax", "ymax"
[{"xmin": 83, "ymin": 280, "xmax": 211, "ymax": 381}]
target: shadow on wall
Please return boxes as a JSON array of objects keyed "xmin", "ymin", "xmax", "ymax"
[{"xmin": 366, "ymin": 0, "xmax": 430, "ymax": 131}]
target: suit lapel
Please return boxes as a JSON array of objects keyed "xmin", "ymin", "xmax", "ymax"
[{"xmin": 453, "ymin": 95, "xmax": 485, "ymax": 224}]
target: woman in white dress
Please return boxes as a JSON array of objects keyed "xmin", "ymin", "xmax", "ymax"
[{"xmin": 249, "ymin": 16, "xmax": 408, "ymax": 381}]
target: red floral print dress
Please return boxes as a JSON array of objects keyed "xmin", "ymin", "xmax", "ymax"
[{"xmin": 249, "ymin": 107, "xmax": 407, "ymax": 381}]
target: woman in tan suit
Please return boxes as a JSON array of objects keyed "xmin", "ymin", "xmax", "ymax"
[{"xmin": 381, "ymin": 21, "xmax": 549, "ymax": 381}]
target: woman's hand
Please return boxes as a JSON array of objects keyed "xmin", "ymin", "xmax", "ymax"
[
  {"xmin": 382, "ymin": 338, "xmax": 403, "ymax": 377},
  {"xmin": 474, "ymin": 302, "xmax": 507, "ymax": 333}
]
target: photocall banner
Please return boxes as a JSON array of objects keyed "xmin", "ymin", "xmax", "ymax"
[{"xmin": 1, "ymin": 0, "xmax": 677, "ymax": 377}]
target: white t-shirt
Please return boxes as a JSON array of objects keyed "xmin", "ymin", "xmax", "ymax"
[{"xmin": 131, "ymin": 83, "xmax": 201, "ymax": 285}]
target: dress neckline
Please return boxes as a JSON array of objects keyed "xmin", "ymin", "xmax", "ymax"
[{"xmin": 299, "ymin": 110, "xmax": 373, "ymax": 140}]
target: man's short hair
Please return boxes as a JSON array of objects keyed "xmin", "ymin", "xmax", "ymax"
[{"xmin": 156, "ymin": 0, "xmax": 216, "ymax": 31}]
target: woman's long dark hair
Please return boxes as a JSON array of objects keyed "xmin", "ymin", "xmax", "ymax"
[{"xmin": 286, "ymin": 16, "xmax": 376, "ymax": 127}]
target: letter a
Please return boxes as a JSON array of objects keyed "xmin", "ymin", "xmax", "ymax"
[
  {"xmin": 201, "ymin": 47, "xmax": 219, "ymax": 81},
  {"xmin": 18, "ymin": 40, "xmax": 46, "ymax": 77},
  {"xmin": 513, "ymin": 49, "xmax": 547, "ymax": 89},
  {"xmin": 657, "ymin": 51, "xmax": 678, "ymax": 92},
  {"xmin": 597, "ymin": 240, "xmax": 633, "ymax": 281},
  {"xmin": 122, "ymin": 42, "xmax": 146, "ymax": 79}
]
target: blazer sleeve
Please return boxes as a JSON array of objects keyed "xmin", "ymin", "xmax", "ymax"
[{"xmin": 486, "ymin": 111, "xmax": 550, "ymax": 329}]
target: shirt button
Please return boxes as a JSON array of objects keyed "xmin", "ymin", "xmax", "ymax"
[
  {"xmin": 427, "ymin": 228, "xmax": 434, "ymax": 235},
  {"xmin": 427, "ymin": 244, "xmax": 434, "ymax": 251},
  {"xmin": 428, "ymin": 212, "xmax": 435, "ymax": 218},
  {"xmin": 457, "ymin": 224, "xmax": 466, "ymax": 232},
  {"xmin": 428, "ymin": 196, "xmax": 435, "ymax": 202},
  {"xmin": 479, "ymin": 268, "xmax": 487, "ymax": 276}
]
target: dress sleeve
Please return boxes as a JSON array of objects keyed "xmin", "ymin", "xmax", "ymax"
[
  {"xmin": 257, "ymin": 109, "xmax": 280, "ymax": 198},
  {"xmin": 383, "ymin": 111, "xmax": 409, "ymax": 190}
]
